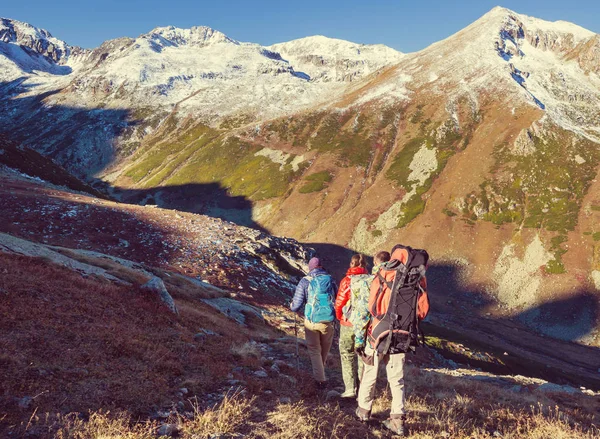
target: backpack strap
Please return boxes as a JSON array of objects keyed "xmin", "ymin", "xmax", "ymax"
[{"xmin": 370, "ymin": 272, "xmax": 394, "ymax": 319}]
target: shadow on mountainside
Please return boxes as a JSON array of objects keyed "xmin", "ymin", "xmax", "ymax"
[
  {"xmin": 303, "ymin": 240, "xmax": 600, "ymax": 389},
  {"xmin": 1, "ymin": 79, "xmax": 267, "ymax": 232},
  {"xmin": 116, "ymin": 183, "xmax": 268, "ymax": 233},
  {"xmin": 0, "ymin": 78, "xmax": 135, "ymax": 179}
]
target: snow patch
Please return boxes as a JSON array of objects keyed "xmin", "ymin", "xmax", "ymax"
[{"xmin": 353, "ymin": 72, "xmax": 412, "ymax": 105}]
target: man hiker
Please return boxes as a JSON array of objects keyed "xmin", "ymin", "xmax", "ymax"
[
  {"xmin": 356, "ymin": 245, "xmax": 429, "ymax": 437},
  {"xmin": 334, "ymin": 254, "xmax": 369, "ymax": 398},
  {"xmin": 290, "ymin": 257, "xmax": 338, "ymax": 386}
]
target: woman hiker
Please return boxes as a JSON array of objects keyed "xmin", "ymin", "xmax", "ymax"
[
  {"xmin": 334, "ymin": 254, "xmax": 369, "ymax": 397},
  {"xmin": 290, "ymin": 257, "xmax": 338, "ymax": 387}
]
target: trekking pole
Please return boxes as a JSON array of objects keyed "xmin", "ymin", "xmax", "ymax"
[{"xmin": 294, "ymin": 313, "xmax": 300, "ymax": 371}]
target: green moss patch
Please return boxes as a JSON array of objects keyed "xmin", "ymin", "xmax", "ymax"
[
  {"xmin": 385, "ymin": 118, "xmax": 468, "ymax": 228},
  {"xmin": 463, "ymin": 129, "xmax": 600, "ymax": 233},
  {"xmin": 299, "ymin": 171, "xmax": 332, "ymax": 194}
]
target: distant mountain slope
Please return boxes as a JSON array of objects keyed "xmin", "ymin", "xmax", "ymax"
[{"xmin": 0, "ymin": 136, "xmax": 107, "ymax": 197}]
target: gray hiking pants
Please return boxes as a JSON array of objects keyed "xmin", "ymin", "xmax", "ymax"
[{"xmin": 357, "ymin": 344, "xmax": 406, "ymax": 416}]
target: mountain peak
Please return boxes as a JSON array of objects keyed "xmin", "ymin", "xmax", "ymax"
[
  {"xmin": 0, "ymin": 17, "xmax": 72, "ymax": 63},
  {"xmin": 141, "ymin": 25, "xmax": 237, "ymax": 47},
  {"xmin": 476, "ymin": 6, "xmax": 596, "ymax": 41}
]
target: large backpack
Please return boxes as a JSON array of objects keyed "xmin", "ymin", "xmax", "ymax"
[
  {"xmin": 368, "ymin": 245, "xmax": 430, "ymax": 355},
  {"xmin": 304, "ymin": 274, "xmax": 335, "ymax": 323},
  {"xmin": 342, "ymin": 274, "xmax": 374, "ymax": 348}
]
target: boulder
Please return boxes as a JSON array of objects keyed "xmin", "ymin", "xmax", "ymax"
[
  {"xmin": 142, "ymin": 277, "xmax": 178, "ymax": 314},
  {"xmin": 202, "ymin": 297, "xmax": 265, "ymax": 325},
  {"xmin": 157, "ymin": 423, "xmax": 179, "ymax": 437}
]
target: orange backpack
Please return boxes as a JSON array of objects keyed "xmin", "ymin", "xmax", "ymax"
[{"xmin": 368, "ymin": 245, "xmax": 429, "ymax": 354}]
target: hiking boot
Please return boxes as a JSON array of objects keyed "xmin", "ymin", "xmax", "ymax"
[
  {"xmin": 355, "ymin": 406, "xmax": 371, "ymax": 422},
  {"xmin": 382, "ymin": 416, "xmax": 406, "ymax": 436},
  {"xmin": 340, "ymin": 389, "xmax": 357, "ymax": 398}
]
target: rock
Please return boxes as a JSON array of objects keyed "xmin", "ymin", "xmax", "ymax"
[
  {"xmin": 536, "ymin": 383, "xmax": 579, "ymax": 394},
  {"xmin": 208, "ymin": 433, "xmax": 245, "ymax": 439},
  {"xmin": 273, "ymin": 360, "xmax": 288, "ymax": 369},
  {"xmin": 512, "ymin": 129, "xmax": 536, "ymax": 156},
  {"xmin": 177, "ymin": 401, "xmax": 185, "ymax": 410},
  {"xmin": 17, "ymin": 396, "xmax": 33, "ymax": 409},
  {"xmin": 194, "ymin": 328, "xmax": 219, "ymax": 340},
  {"xmin": 278, "ymin": 397, "xmax": 292, "ymax": 404},
  {"xmin": 157, "ymin": 423, "xmax": 179, "ymax": 437},
  {"xmin": 202, "ymin": 297, "xmax": 265, "ymax": 326},
  {"xmin": 270, "ymin": 364, "xmax": 280, "ymax": 373},
  {"xmin": 179, "ymin": 388, "xmax": 188, "ymax": 395},
  {"xmin": 281, "ymin": 374, "xmax": 297, "ymax": 384},
  {"xmin": 325, "ymin": 390, "xmax": 341, "ymax": 401},
  {"xmin": 141, "ymin": 277, "xmax": 178, "ymax": 314},
  {"xmin": 254, "ymin": 370, "xmax": 268, "ymax": 378}
]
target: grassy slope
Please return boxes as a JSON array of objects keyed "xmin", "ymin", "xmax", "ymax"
[{"xmin": 1, "ymin": 251, "xmax": 599, "ymax": 439}]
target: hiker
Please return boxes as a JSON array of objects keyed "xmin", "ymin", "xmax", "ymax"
[
  {"xmin": 290, "ymin": 257, "xmax": 338, "ymax": 386},
  {"xmin": 334, "ymin": 253, "xmax": 369, "ymax": 397},
  {"xmin": 356, "ymin": 245, "xmax": 430, "ymax": 437}
]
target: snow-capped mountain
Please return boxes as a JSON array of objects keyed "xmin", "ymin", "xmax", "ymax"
[
  {"xmin": 0, "ymin": 18, "xmax": 82, "ymax": 78},
  {"xmin": 269, "ymin": 35, "xmax": 404, "ymax": 82},
  {"xmin": 0, "ymin": 20, "xmax": 403, "ymax": 121}
]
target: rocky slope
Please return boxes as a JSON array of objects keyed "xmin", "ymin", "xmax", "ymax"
[
  {"xmin": 1, "ymin": 7, "xmax": 599, "ymax": 344},
  {"xmin": 1, "ymin": 166, "xmax": 599, "ymax": 438}
]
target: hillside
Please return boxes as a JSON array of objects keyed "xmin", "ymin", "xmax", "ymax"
[
  {"xmin": 0, "ymin": 6, "xmax": 599, "ymax": 347},
  {"xmin": 1, "ymin": 168, "xmax": 599, "ymax": 438}
]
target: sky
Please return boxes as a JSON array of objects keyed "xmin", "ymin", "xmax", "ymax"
[{"xmin": 2, "ymin": 0, "xmax": 599, "ymax": 52}]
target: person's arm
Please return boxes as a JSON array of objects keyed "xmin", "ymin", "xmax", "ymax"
[
  {"xmin": 417, "ymin": 275, "xmax": 429, "ymax": 320},
  {"xmin": 290, "ymin": 277, "xmax": 307, "ymax": 313},
  {"xmin": 334, "ymin": 277, "xmax": 350, "ymax": 321}
]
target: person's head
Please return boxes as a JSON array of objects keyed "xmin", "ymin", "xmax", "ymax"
[
  {"xmin": 308, "ymin": 257, "xmax": 322, "ymax": 271},
  {"xmin": 349, "ymin": 254, "xmax": 367, "ymax": 269},
  {"xmin": 374, "ymin": 251, "xmax": 391, "ymax": 265}
]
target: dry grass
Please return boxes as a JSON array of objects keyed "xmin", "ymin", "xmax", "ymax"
[
  {"xmin": 2, "ymin": 252, "xmax": 599, "ymax": 438},
  {"xmin": 0, "ymin": 252, "xmax": 248, "ymax": 436},
  {"xmin": 14, "ymin": 368, "xmax": 600, "ymax": 439},
  {"xmin": 54, "ymin": 412, "xmax": 157, "ymax": 439},
  {"xmin": 179, "ymin": 391, "xmax": 255, "ymax": 437}
]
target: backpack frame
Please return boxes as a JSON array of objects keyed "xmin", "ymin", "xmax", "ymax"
[{"xmin": 368, "ymin": 244, "xmax": 429, "ymax": 355}]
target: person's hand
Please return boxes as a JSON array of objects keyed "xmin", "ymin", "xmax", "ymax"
[{"xmin": 356, "ymin": 346, "xmax": 365, "ymax": 357}]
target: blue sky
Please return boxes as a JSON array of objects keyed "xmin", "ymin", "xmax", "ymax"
[{"xmin": 2, "ymin": 0, "xmax": 599, "ymax": 52}]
